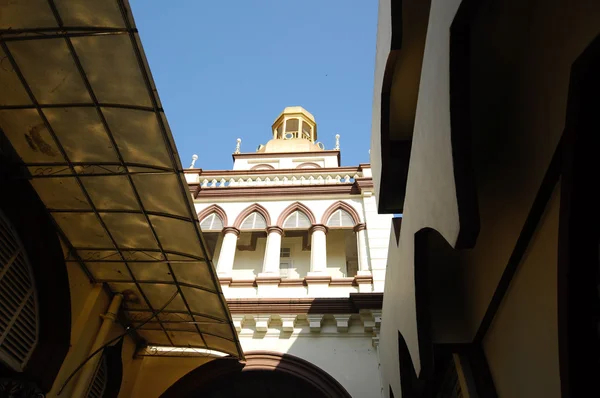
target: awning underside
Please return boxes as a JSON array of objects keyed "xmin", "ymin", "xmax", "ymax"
[{"xmin": 0, "ymin": 0, "xmax": 242, "ymax": 358}]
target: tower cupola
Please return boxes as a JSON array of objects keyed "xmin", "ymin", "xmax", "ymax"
[
  {"xmin": 255, "ymin": 106, "xmax": 323, "ymax": 153},
  {"xmin": 271, "ymin": 106, "xmax": 317, "ymax": 142}
]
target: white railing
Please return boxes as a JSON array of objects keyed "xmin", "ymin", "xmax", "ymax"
[{"xmin": 191, "ymin": 172, "xmax": 361, "ymax": 188}]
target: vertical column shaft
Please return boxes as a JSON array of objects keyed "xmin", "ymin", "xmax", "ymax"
[
  {"xmin": 216, "ymin": 227, "xmax": 240, "ymax": 276},
  {"xmin": 354, "ymin": 223, "xmax": 370, "ymax": 273},
  {"xmin": 309, "ymin": 224, "xmax": 328, "ymax": 273},
  {"xmin": 262, "ymin": 226, "xmax": 284, "ymax": 274}
]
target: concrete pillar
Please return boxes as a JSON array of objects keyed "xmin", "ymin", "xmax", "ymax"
[
  {"xmin": 261, "ymin": 226, "xmax": 284, "ymax": 274},
  {"xmin": 354, "ymin": 223, "xmax": 370, "ymax": 274},
  {"xmin": 216, "ymin": 227, "xmax": 240, "ymax": 276},
  {"xmin": 309, "ymin": 224, "xmax": 328, "ymax": 274},
  {"xmin": 71, "ymin": 293, "xmax": 123, "ymax": 398}
]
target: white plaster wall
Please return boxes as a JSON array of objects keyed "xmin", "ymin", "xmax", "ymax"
[
  {"xmin": 198, "ymin": 198, "xmax": 366, "ymax": 280},
  {"xmin": 280, "ymin": 236, "xmax": 310, "ymax": 278},
  {"xmin": 195, "ymin": 198, "xmax": 365, "ymax": 230},
  {"xmin": 238, "ymin": 334, "xmax": 382, "ymax": 398},
  {"xmin": 210, "ymin": 233, "xmax": 223, "ymax": 265},
  {"xmin": 222, "ymin": 284, "xmax": 362, "ymax": 299},
  {"xmin": 231, "ymin": 235, "xmax": 266, "ymax": 278},
  {"xmin": 326, "ymin": 229, "xmax": 349, "ymax": 277},
  {"xmin": 233, "ymin": 153, "xmax": 339, "ymax": 170},
  {"xmin": 362, "ymin": 195, "xmax": 394, "ymax": 291},
  {"xmin": 197, "ymin": 196, "xmax": 391, "ymax": 292}
]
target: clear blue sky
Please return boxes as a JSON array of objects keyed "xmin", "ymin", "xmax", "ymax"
[{"xmin": 130, "ymin": 0, "xmax": 378, "ymax": 170}]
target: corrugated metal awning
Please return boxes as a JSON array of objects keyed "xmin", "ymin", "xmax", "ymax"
[{"xmin": 0, "ymin": 0, "xmax": 243, "ymax": 358}]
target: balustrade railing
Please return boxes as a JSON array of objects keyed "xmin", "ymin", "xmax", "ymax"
[{"xmin": 189, "ymin": 171, "xmax": 361, "ymax": 188}]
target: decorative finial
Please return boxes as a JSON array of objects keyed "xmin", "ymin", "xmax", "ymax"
[
  {"xmin": 335, "ymin": 134, "xmax": 340, "ymax": 150},
  {"xmin": 189, "ymin": 154, "xmax": 198, "ymax": 168},
  {"xmin": 234, "ymin": 138, "xmax": 241, "ymax": 154}
]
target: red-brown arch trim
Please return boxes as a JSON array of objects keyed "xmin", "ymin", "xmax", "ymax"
[
  {"xmin": 277, "ymin": 202, "xmax": 317, "ymax": 227},
  {"xmin": 296, "ymin": 162, "xmax": 321, "ymax": 169},
  {"xmin": 321, "ymin": 201, "xmax": 361, "ymax": 226},
  {"xmin": 250, "ymin": 164, "xmax": 275, "ymax": 170},
  {"xmin": 197, "ymin": 204, "xmax": 228, "ymax": 226},
  {"xmin": 233, "ymin": 203, "xmax": 272, "ymax": 229},
  {"xmin": 160, "ymin": 351, "xmax": 352, "ymax": 398}
]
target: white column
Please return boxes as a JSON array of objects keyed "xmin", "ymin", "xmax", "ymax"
[
  {"xmin": 71, "ymin": 293, "xmax": 123, "ymax": 398},
  {"xmin": 216, "ymin": 227, "xmax": 240, "ymax": 276},
  {"xmin": 262, "ymin": 226, "xmax": 283, "ymax": 274},
  {"xmin": 355, "ymin": 223, "xmax": 370, "ymax": 274},
  {"xmin": 309, "ymin": 224, "xmax": 328, "ymax": 273}
]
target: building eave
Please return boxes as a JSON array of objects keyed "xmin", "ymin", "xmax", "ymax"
[{"xmin": 0, "ymin": 0, "xmax": 243, "ymax": 360}]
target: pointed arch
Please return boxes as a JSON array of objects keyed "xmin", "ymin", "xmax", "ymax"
[
  {"xmin": 250, "ymin": 164, "xmax": 275, "ymax": 170},
  {"xmin": 197, "ymin": 204, "xmax": 228, "ymax": 227},
  {"xmin": 233, "ymin": 203, "xmax": 272, "ymax": 229},
  {"xmin": 277, "ymin": 202, "xmax": 317, "ymax": 227},
  {"xmin": 296, "ymin": 162, "xmax": 321, "ymax": 169},
  {"xmin": 321, "ymin": 201, "xmax": 361, "ymax": 226}
]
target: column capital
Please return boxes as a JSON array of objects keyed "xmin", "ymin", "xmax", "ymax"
[
  {"xmin": 222, "ymin": 226, "xmax": 240, "ymax": 237},
  {"xmin": 266, "ymin": 225, "xmax": 284, "ymax": 235},
  {"xmin": 353, "ymin": 222, "xmax": 367, "ymax": 232},
  {"xmin": 309, "ymin": 224, "xmax": 328, "ymax": 234}
]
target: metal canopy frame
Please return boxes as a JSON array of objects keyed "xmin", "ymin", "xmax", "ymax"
[{"xmin": 0, "ymin": 0, "xmax": 243, "ymax": 358}]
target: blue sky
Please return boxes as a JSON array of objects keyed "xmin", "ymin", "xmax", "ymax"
[{"xmin": 130, "ymin": 0, "xmax": 378, "ymax": 170}]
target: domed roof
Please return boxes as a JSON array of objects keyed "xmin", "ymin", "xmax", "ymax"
[
  {"xmin": 275, "ymin": 106, "xmax": 316, "ymax": 123},
  {"xmin": 257, "ymin": 138, "xmax": 323, "ymax": 153}
]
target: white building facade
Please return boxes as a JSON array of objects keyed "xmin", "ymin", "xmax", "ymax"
[{"xmin": 185, "ymin": 107, "xmax": 393, "ymax": 397}]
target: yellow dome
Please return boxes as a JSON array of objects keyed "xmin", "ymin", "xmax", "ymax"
[
  {"xmin": 269, "ymin": 106, "xmax": 318, "ymax": 145},
  {"xmin": 257, "ymin": 138, "xmax": 323, "ymax": 153}
]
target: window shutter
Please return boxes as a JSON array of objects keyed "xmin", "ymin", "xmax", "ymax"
[
  {"xmin": 241, "ymin": 213, "xmax": 255, "ymax": 229},
  {"xmin": 0, "ymin": 211, "xmax": 39, "ymax": 372},
  {"xmin": 283, "ymin": 211, "xmax": 311, "ymax": 229},
  {"xmin": 279, "ymin": 248, "xmax": 292, "ymax": 278},
  {"xmin": 200, "ymin": 213, "xmax": 223, "ymax": 231},
  {"xmin": 297, "ymin": 212, "xmax": 310, "ymax": 228},
  {"xmin": 241, "ymin": 212, "xmax": 267, "ymax": 230},
  {"xmin": 339, "ymin": 210, "xmax": 354, "ymax": 227},
  {"xmin": 283, "ymin": 212, "xmax": 297, "ymax": 229},
  {"xmin": 326, "ymin": 209, "xmax": 355, "ymax": 228},
  {"xmin": 86, "ymin": 354, "xmax": 108, "ymax": 398}
]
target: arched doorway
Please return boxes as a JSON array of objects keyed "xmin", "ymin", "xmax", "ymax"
[{"xmin": 161, "ymin": 351, "xmax": 352, "ymax": 398}]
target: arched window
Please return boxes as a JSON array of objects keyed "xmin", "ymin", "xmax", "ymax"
[
  {"xmin": 200, "ymin": 213, "xmax": 224, "ymax": 231},
  {"xmin": 296, "ymin": 162, "xmax": 321, "ymax": 169},
  {"xmin": 326, "ymin": 209, "xmax": 355, "ymax": 228},
  {"xmin": 301, "ymin": 121, "xmax": 312, "ymax": 140},
  {"xmin": 284, "ymin": 118, "xmax": 299, "ymax": 139},
  {"xmin": 87, "ymin": 354, "xmax": 108, "ymax": 398},
  {"xmin": 0, "ymin": 211, "xmax": 39, "ymax": 372},
  {"xmin": 283, "ymin": 211, "xmax": 311, "ymax": 229},
  {"xmin": 240, "ymin": 212, "xmax": 267, "ymax": 230},
  {"xmin": 250, "ymin": 164, "xmax": 275, "ymax": 170}
]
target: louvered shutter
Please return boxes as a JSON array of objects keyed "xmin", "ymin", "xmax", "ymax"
[
  {"xmin": 283, "ymin": 211, "xmax": 311, "ymax": 229},
  {"xmin": 0, "ymin": 211, "xmax": 39, "ymax": 372},
  {"xmin": 326, "ymin": 209, "xmax": 355, "ymax": 228},
  {"xmin": 339, "ymin": 210, "xmax": 354, "ymax": 227},
  {"xmin": 200, "ymin": 213, "xmax": 224, "ymax": 231},
  {"xmin": 240, "ymin": 213, "xmax": 266, "ymax": 230},
  {"xmin": 86, "ymin": 354, "xmax": 108, "ymax": 398}
]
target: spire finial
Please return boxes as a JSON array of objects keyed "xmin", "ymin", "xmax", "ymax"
[
  {"xmin": 189, "ymin": 154, "xmax": 198, "ymax": 168},
  {"xmin": 335, "ymin": 134, "xmax": 340, "ymax": 150},
  {"xmin": 234, "ymin": 138, "xmax": 241, "ymax": 154}
]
